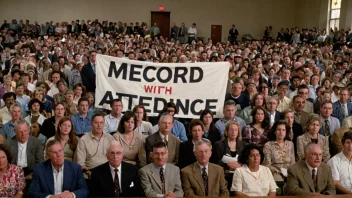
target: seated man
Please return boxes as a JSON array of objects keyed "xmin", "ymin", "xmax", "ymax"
[
  {"xmin": 24, "ymin": 99, "xmax": 46, "ymax": 126},
  {"xmin": 6, "ymin": 120, "xmax": 43, "ymax": 176},
  {"xmin": 103, "ymin": 99, "xmax": 123, "ymax": 134},
  {"xmin": 71, "ymin": 97, "xmax": 92, "ymax": 136},
  {"xmin": 328, "ymin": 132, "xmax": 352, "ymax": 194},
  {"xmin": 215, "ymin": 100, "xmax": 246, "ymax": 135},
  {"xmin": 15, "ymin": 82, "xmax": 30, "ymax": 117},
  {"xmin": 0, "ymin": 92, "xmax": 16, "ymax": 124},
  {"xmin": 181, "ymin": 139, "xmax": 229, "ymax": 196},
  {"xmin": 0, "ymin": 104, "xmax": 22, "ymax": 139},
  {"xmin": 285, "ymin": 143, "xmax": 336, "ymax": 195},
  {"xmin": 29, "ymin": 139, "xmax": 88, "ymax": 197},
  {"xmin": 90, "ymin": 140, "xmax": 143, "ymax": 197},
  {"xmin": 139, "ymin": 142, "xmax": 184, "ymax": 197},
  {"xmin": 77, "ymin": 114, "xmax": 114, "ymax": 173}
]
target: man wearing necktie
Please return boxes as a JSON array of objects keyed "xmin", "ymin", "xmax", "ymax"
[
  {"xmin": 181, "ymin": 139, "xmax": 229, "ymax": 196},
  {"xmin": 319, "ymin": 101, "xmax": 340, "ymax": 137},
  {"xmin": 285, "ymin": 143, "xmax": 336, "ymax": 195},
  {"xmin": 89, "ymin": 140, "xmax": 143, "ymax": 197},
  {"xmin": 333, "ymin": 89, "xmax": 352, "ymax": 125},
  {"xmin": 139, "ymin": 142, "xmax": 184, "ymax": 197}
]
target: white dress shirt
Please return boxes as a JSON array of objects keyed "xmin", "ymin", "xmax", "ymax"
[
  {"xmin": 17, "ymin": 141, "xmax": 28, "ymax": 168},
  {"xmin": 328, "ymin": 151, "xmax": 352, "ymax": 192},
  {"xmin": 305, "ymin": 161, "xmax": 318, "ymax": 176},
  {"xmin": 109, "ymin": 163, "xmax": 122, "ymax": 192},
  {"xmin": 53, "ymin": 164, "xmax": 64, "ymax": 195}
]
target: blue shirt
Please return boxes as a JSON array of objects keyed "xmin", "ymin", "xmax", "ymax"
[
  {"xmin": 16, "ymin": 94, "xmax": 30, "ymax": 116},
  {"xmin": 71, "ymin": 113, "xmax": 92, "ymax": 135},
  {"xmin": 0, "ymin": 121, "xmax": 16, "ymax": 139},
  {"xmin": 171, "ymin": 120, "xmax": 188, "ymax": 142},
  {"xmin": 215, "ymin": 116, "xmax": 246, "ymax": 136}
]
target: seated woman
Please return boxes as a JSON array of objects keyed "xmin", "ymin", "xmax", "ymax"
[
  {"xmin": 282, "ymin": 109, "xmax": 303, "ymax": 158},
  {"xmin": 263, "ymin": 120, "xmax": 295, "ymax": 181},
  {"xmin": 212, "ymin": 120, "xmax": 247, "ymax": 171},
  {"xmin": 297, "ymin": 115, "xmax": 330, "ymax": 162},
  {"xmin": 200, "ymin": 109, "xmax": 221, "ymax": 145},
  {"xmin": 243, "ymin": 106, "xmax": 270, "ymax": 148},
  {"xmin": 73, "ymin": 83, "xmax": 86, "ymax": 105},
  {"xmin": 113, "ymin": 112, "xmax": 146, "ymax": 168},
  {"xmin": 231, "ymin": 144, "xmax": 277, "ymax": 196},
  {"xmin": 45, "ymin": 116, "xmax": 79, "ymax": 162},
  {"xmin": 178, "ymin": 119, "xmax": 205, "ymax": 169},
  {"xmin": 33, "ymin": 87, "xmax": 52, "ymax": 118},
  {"xmin": 239, "ymin": 93, "xmax": 266, "ymax": 125},
  {"xmin": 41, "ymin": 102, "xmax": 66, "ymax": 139},
  {"xmin": 133, "ymin": 105, "xmax": 153, "ymax": 138},
  {"xmin": 0, "ymin": 144, "xmax": 25, "ymax": 197},
  {"xmin": 64, "ymin": 89, "xmax": 78, "ymax": 116}
]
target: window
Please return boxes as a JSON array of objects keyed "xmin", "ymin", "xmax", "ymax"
[{"xmin": 329, "ymin": 0, "xmax": 342, "ymax": 30}]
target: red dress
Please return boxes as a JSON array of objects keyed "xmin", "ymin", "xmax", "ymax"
[{"xmin": 0, "ymin": 164, "xmax": 25, "ymax": 197}]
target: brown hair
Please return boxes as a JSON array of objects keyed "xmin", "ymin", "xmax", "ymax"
[{"xmin": 55, "ymin": 117, "xmax": 78, "ymax": 151}]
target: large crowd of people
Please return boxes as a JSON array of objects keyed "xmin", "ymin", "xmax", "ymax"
[{"xmin": 0, "ymin": 18, "xmax": 352, "ymax": 197}]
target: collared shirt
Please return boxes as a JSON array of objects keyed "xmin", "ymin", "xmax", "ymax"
[
  {"xmin": 215, "ymin": 116, "xmax": 246, "ymax": 136},
  {"xmin": 16, "ymin": 94, "xmax": 30, "ymax": 116},
  {"xmin": 268, "ymin": 112, "xmax": 275, "ymax": 126},
  {"xmin": 53, "ymin": 164, "xmax": 64, "ymax": 195},
  {"xmin": 305, "ymin": 160, "xmax": 318, "ymax": 176},
  {"xmin": 341, "ymin": 102, "xmax": 349, "ymax": 116},
  {"xmin": 320, "ymin": 116, "xmax": 339, "ymax": 136},
  {"xmin": 109, "ymin": 163, "xmax": 122, "ymax": 191},
  {"xmin": 76, "ymin": 132, "xmax": 114, "ymax": 169},
  {"xmin": 17, "ymin": 141, "xmax": 28, "ymax": 167},
  {"xmin": 135, "ymin": 121, "xmax": 153, "ymax": 138},
  {"xmin": 159, "ymin": 133, "xmax": 168, "ymax": 142},
  {"xmin": 103, "ymin": 113, "xmax": 123, "ymax": 133},
  {"xmin": 90, "ymin": 62, "xmax": 96, "ymax": 74},
  {"xmin": 71, "ymin": 113, "xmax": 92, "ymax": 135},
  {"xmin": 0, "ymin": 121, "xmax": 16, "ymax": 139},
  {"xmin": 0, "ymin": 107, "xmax": 12, "ymax": 124},
  {"xmin": 152, "ymin": 120, "xmax": 188, "ymax": 142},
  {"xmin": 276, "ymin": 96, "xmax": 291, "ymax": 112},
  {"xmin": 154, "ymin": 164, "xmax": 167, "ymax": 197},
  {"xmin": 197, "ymin": 163, "xmax": 209, "ymax": 175},
  {"xmin": 187, "ymin": 27, "xmax": 197, "ymax": 37},
  {"xmin": 328, "ymin": 151, "xmax": 352, "ymax": 191}
]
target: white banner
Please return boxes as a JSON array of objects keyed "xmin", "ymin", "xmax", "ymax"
[{"xmin": 95, "ymin": 55, "xmax": 229, "ymax": 118}]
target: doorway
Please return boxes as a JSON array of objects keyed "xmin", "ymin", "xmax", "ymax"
[
  {"xmin": 151, "ymin": 11, "xmax": 170, "ymax": 39},
  {"xmin": 211, "ymin": 25, "xmax": 222, "ymax": 44}
]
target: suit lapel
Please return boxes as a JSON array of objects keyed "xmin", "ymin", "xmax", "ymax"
[
  {"xmin": 192, "ymin": 163, "xmax": 205, "ymax": 194},
  {"xmin": 26, "ymin": 137, "xmax": 33, "ymax": 166},
  {"xmin": 164, "ymin": 164, "xmax": 170, "ymax": 193},
  {"xmin": 11, "ymin": 139, "xmax": 18, "ymax": 163},
  {"xmin": 44, "ymin": 161, "xmax": 55, "ymax": 194},
  {"xmin": 62, "ymin": 161, "xmax": 71, "ymax": 191},
  {"xmin": 121, "ymin": 162, "xmax": 130, "ymax": 193},
  {"xmin": 301, "ymin": 161, "xmax": 315, "ymax": 192},
  {"xmin": 150, "ymin": 164, "xmax": 162, "ymax": 190},
  {"xmin": 316, "ymin": 166, "xmax": 324, "ymax": 192},
  {"xmin": 207, "ymin": 164, "xmax": 214, "ymax": 195},
  {"xmin": 105, "ymin": 162, "xmax": 115, "ymax": 195}
]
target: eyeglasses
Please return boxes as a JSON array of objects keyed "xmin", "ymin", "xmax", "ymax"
[{"xmin": 108, "ymin": 151, "xmax": 122, "ymax": 156}]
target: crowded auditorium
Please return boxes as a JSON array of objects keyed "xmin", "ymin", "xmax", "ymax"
[{"xmin": 0, "ymin": 0, "xmax": 352, "ymax": 197}]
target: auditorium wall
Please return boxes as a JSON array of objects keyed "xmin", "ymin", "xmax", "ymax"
[{"xmin": 0, "ymin": 0, "xmax": 343, "ymax": 41}]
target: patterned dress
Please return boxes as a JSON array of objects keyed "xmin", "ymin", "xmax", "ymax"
[{"xmin": 0, "ymin": 164, "xmax": 25, "ymax": 197}]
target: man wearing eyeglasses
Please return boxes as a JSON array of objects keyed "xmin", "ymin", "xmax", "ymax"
[
  {"xmin": 181, "ymin": 139, "xmax": 229, "ymax": 196},
  {"xmin": 285, "ymin": 143, "xmax": 335, "ymax": 195},
  {"xmin": 89, "ymin": 140, "xmax": 143, "ymax": 197}
]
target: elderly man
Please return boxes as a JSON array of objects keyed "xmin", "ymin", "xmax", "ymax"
[
  {"xmin": 215, "ymin": 100, "xmax": 246, "ymax": 136},
  {"xmin": 77, "ymin": 114, "xmax": 114, "ymax": 173},
  {"xmin": 6, "ymin": 120, "xmax": 43, "ymax": 176},
  {"xmin": 328, "ymin": 132, "xmax": 352, "ymax": 194},
  {"xmin": 285, "ymin": 143, "xmax": 336, "ymax": 195},
  {"xmin": 90, "ymin": 140, "xmax": 143, "ymax": 197},
  {"xmin": 29, "ymin": 139, "xmax": 88, "ymax": 197},
  {"xmin": 0, "ymin": 104, "xmax": 22, "ymax": 139},
  {"xmin": 146, "ymin": 113, "xmax": 180, "ymax": 164},
  {"xmin": 104, "ymin": 99, "xmax": 124, "ymax": 134},
  {"xmin": 266, "ymin": 96, "xmax": 281, "ymax": 126},
  {"xmin": 139, "ymin": 142, "xmax": 184, "ymax": 197},
  {"xmin": 181, "ymin": 139, "xmax": 229, "ymax": 196}
]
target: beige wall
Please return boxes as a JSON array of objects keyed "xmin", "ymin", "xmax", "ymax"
[{"xmin": 0, "ymin": 0, "xmax": 344, "ymax": 41}]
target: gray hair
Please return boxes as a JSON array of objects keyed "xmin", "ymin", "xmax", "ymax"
[
  {"xmin": 107, "ymin": 140, "xmax": 124, "ymax": 153},
  {"xmin": 159, "ymin": 112, "xmax": 174, "ymax": 122},
  {"xmin": 193, "ymin": 139, "xmax": 212, "ymax": 152},
  {"xmin": 14, "ymin": 120, "xmax": 29, "ymax": 132},
  {"xmin": 10, "ymin": 103, "xmax": 22, "ymax": 113},
  {"xmin": 266, "ymin": 96, "xmax": 279, "ymax": 104},
  {"xmin": 305, "ymin": 143, "xmax": 322, "ymax": 155},
  {"xmin": 223, "ymin": 100, "xmax": 236, "ymax": 109},
  {"xmin": 45, "ymin": 139, "xmax": 62, "ymax": 155}
]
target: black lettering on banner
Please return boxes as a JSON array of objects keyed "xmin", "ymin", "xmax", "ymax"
[
  {"xmin": 130, "ymin": 64, "xmax": 142, "ymax": 82},
  {"xmin": 190, "ymin": 99, "xmax": 204, "ymax": 115},
  {"xmin": 98, "ymin": 91, "xmax": 114, "ymax": 106},
  {"xmin": 190, "ymin": 67, "xmax": 203, "ymax": 83},
  {"xmin": 108, "ymin": 62, "xmax": 128, "ymax": 79},
  {"xmin": 115, "ymin": 93, "xmax": 138, "ymax": 110},
  {"xmin": 156, "ymin": 67, "xmax": 172, "ymax": 83},
  {"xmin": 205, "ymin": 99, "xmax": 218, "ymax": 112},
  {"xmin": 139, "ymin": 96, "xmax": 152, "ymax": 113},
  {"xmin": 153, "ymin": 97, "xmax": 168, "ymax": 113},
  {"xmin": 176, "ymin": 99, "xmax": 189, "ymax": 115},
  {"xmin": 143, "ymin": 66, "xmax": 156, "ymax": 82},
  {"xmin": 174, "ymin": 67, "xmax": 188, "ymax": 83}
]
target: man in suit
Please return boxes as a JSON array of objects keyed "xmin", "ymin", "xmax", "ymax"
[
  {"xmin": 29, "ymin": 139, "xmax": 88, "ymax": 198},
  {"xmin": 145, "ymin": 113, "xmax": 180, "ymax": 164},
  {"xmin": 89, "ymin": 140, "xmax": 143, "ymax": 197},
  {"xmin": 81, "ymin": 50, "xmax": 96, "ymax": 93},
  {"xmin": 285, "ymin": 143, "xmax": 336, "ymax": 195},
  {"xmin": 181, "ymin": 139, "xmax": 229, "ymax": 196},
  {"xmin": 292, "ymin": 95, "xmax": 310, "ymax": 126},
  {"xmin": 6, "ymin": 120, "xmax": 43, "ymax": 176},
  {"xmin": 177, "ymin": 22, "xmax": 187, "ymax": 44},
  {"xmin": 333, "ymin": 88, "xmax": 352, "ymax": 125},
  {"xmin": 319, "ymin": 101, "xmax": 340, "ymax": 136},
  {"xmin": 228, "ymin": 24, "xmax": 239, "ymax": 44},
  {"xmin": 170, "ymin": 22, "xmax": 178, "ymax": 40},
  {"xmin": 139, "ymin": 142, "xmax": 184, "ymax": 197},
  {"xmin": 266, "ymin": 96, "xmax": 281, "ymax": 126}
]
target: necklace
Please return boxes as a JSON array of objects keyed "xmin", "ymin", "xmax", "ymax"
[{"xmin": 125, "ymin": 132, "xmax": 134, "ymax": 150}]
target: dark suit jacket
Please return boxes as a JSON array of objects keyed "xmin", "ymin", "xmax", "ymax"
[
  {"xmin": 229, "ymin": 28, "xmax": 239, "ymax": 38},
  {"xmin": 206, "ymin": 126, "xmax": 221, "ymax": 145},
  {"xmin": 285, "ymin": 160, "xmax": 336, "ymax": 195},
  {"xmin": 6, "ymin": 136, "xmax": 44, "ymax": 175},
  {"xmin": 291, "ymin": 122, "xmax": 304, "ymax": 157},
  {"xmin": 178, "ymin": 140, "xmax": 196, "ymax": 169},
  {"xmin": 211, "ymin": 139, "xmax": 247, "ymax": 170},
  {"xmin": 41, "ymin": 116, "xmax": 57, "ymax": 139},
  {"xmin": 145, "ymin": 132, "xmax": 180, "ymax": 165},
  {"xmin": 89, "ymin": 161, "xmax": 143, "ymax": 197},
  {"xmin": 81, "ymin": 62, "xmax": 96, "ymax": 93},
  {"xmin": 181, "ymin": 162, "xmax": 229, "ymax": 196},
  {"xmin": 332, "ymin": 101, "xmax": 352, "ymax": 124},
  {"xmin": 29, "ymin": 160, "xmax": 88, "ymax": 198}
]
